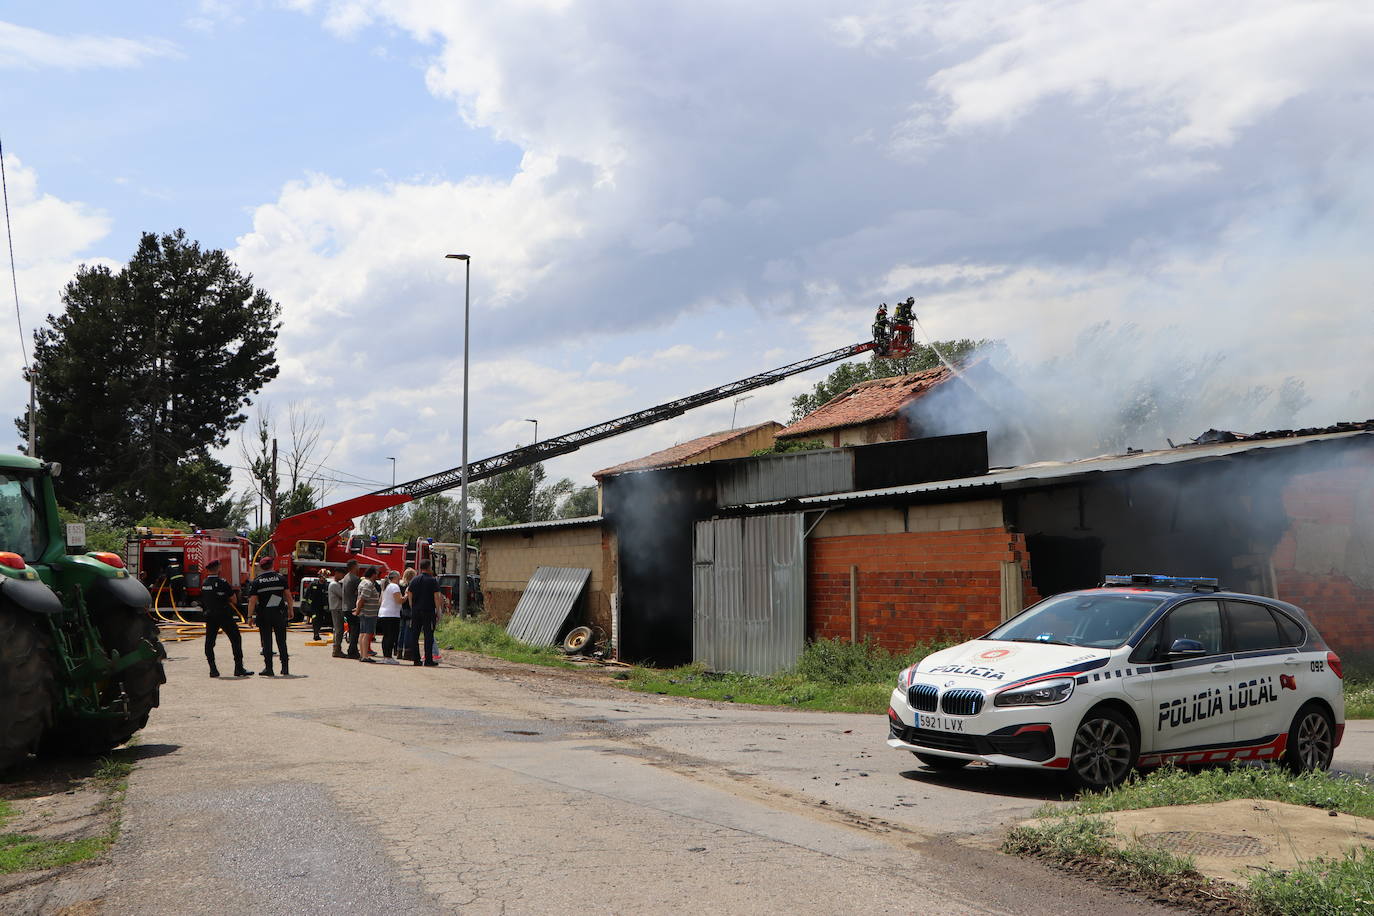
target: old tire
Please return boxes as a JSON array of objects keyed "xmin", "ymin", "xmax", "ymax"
[
  {"xmin": 562, "ymin": 626, "xmax": 595, "ymax": 654},
  {"xmin": 46, "ymin": 609, "xmax": 165, "ymax": 756},
  {"xmin": 1281, "ymin": 702, "xmax": 1335, "ymax": 774},
  {"xmin": 914, "ymin": 753, "xmax": 971, "ymax": 771},
  {"xmin": 1068, "ymin": 706, "xmax": 1138, "ymax": 791},
  {"xmin": 0, "ymin": 606, "xmax": 58, "ymax": 771}
]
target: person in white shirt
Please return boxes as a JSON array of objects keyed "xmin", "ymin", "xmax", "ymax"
[{"xmin": 377, "ymin": 570, "xmax": 405, "ymax": 663}]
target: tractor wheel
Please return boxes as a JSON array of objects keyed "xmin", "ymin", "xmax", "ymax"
[
  {"xmin": 46, "ymin": 608, "xmax": 165, "ymax": 757},
  {"xmin": 0, "ymin": 605, "xmax": 58, "ymax": 771}
]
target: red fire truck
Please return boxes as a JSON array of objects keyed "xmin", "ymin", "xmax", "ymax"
[
  {"xmin": 124, "ymin": 527, "xmax": 252, "ymax": 605},
  {"xmin": 262, "ymin": 493, "xmax": 445, "ymax": 596}
]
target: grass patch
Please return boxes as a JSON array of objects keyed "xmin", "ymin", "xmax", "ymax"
[
  {"xmin": 0, "ymin": 753, "xmax": 132, "ymax": 875},
  {"xmin": 1344, "ymin": 675, "xmax": 1374, "ymax": 720},
  {"xmin": 623, "ymin": 637, "xmax": 959, "ymax": 713},
  {"xmin": 1248, "ymin": 848, "xmax": 1374, "ymax": 915},
  {"xmin": 435, "ymin": 616, "xmax": 574, "ymax": 668},
  {"xmin": 1009, "ymin": 766, "xmax": 1374, "ymax": 914},
  {"xmin": 1063, "ymin": 765, "xmax": 1374, "ymax": 819},
  {"xmin": 1004, "ymin": 816, "xmax": 1196, "ymax": 881}
]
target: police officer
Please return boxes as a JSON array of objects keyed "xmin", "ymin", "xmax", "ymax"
[
  {"xmin": 200, "ymin": 559, "xmax": 252, "ymax": 679},
  {"xmin": 246, "ymin": 555, "xmax": 291, "ymax": 677}
]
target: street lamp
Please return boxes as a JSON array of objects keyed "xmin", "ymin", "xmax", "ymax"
[
  {"xmin": 524, "ymin": 419, "xmax": 538, "ymax": 521},
  {"xmin": 446, "ymin": 253, "xmax": 471, "ymax": 619}
]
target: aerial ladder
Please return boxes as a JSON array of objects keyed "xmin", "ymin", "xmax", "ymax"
[{"xmin": 265, "ymin": 336, "xmax": 885, "ymax": 557}]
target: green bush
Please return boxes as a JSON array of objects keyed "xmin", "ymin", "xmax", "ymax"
[
  {"xmin": 433, "ymin": 615, "xmax": 571, "ymax": 668},
  {"xmin": 791, "ymin": 636, "xmax": 959, "ymax": 686}
]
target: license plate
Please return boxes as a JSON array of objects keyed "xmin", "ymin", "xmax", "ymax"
[{"xmin": 917, "ymin": 714, "xmax": 966, "ymax": 732}]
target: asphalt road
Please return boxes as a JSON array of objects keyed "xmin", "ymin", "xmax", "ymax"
[{"xmin": 17, "ymin": 635, "xmax": 1373, "ymax": 915}]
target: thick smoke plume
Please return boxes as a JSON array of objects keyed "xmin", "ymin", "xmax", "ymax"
[{"xmin": 904, "ymin": 322, "xmax": 1369, "ymax": 467}]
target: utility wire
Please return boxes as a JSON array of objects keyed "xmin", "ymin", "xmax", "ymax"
[{"xmin": 0, "ymin": 135, "xmax": 27, "ymax": 368}]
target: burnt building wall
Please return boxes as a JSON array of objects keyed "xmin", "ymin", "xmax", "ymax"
[
  {"xmin": 1270, "ymin": 449, "xmax": 1374, "ymax": 657},
  {"xmin": 601, "ymin": 464, "xmax": 717, "ymax": 665}
]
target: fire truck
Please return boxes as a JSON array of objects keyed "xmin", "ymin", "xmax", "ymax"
[
  {"xmin": 262, "ymin": 494, "xmax": 448, "ymax": 595},
  {"xmin": 124, "ymin": 527, "xmax": 251, "ymax": 605}
]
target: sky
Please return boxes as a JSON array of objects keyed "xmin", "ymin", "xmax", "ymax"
[{"xmin": 3, "ymin": 0, "xmax": 1373, "ymax": 515}]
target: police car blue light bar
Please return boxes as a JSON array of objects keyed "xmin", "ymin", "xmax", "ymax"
[{"xmin": 1101, "ymin": 574, "xmax": 1220, "ymax": 588}]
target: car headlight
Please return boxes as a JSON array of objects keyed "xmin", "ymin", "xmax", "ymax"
[
  {"xmin": 897, "ymin": 665, "xmax": 915, "ymax": 690},
  {"xmin": 994, "ymin": 678, "xmax": 1075, "ymax": 707}
]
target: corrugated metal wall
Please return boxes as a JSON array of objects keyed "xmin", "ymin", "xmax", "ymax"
[
  {"xmin": 692, "ymin": 513, "xmax": 805, "ymax": 675},
  {"xmin": 717, "ymin": 450, "xmax": 853, "ymax": 506}
]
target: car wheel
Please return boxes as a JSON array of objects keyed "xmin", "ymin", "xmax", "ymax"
[
  {"xmin": 914, "ymin": 753, "xmax": 970, "ymax": 771},
  {"xmin": 1069, "ymin": 707, "xmax": 1138, "ymax": 791},
  {"xmin": 1281, "ymin": 702, "xmax": 1335, "ymax": 774}
]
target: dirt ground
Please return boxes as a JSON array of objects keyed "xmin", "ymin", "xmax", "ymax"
[{"xmin": 3, "ymin": 635, "xmax": 1370, "ymax": 915}]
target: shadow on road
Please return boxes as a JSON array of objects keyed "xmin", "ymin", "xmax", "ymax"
[{"xmin": 898, "ymin": 765, "xmax": 1073, "ymax": 802}]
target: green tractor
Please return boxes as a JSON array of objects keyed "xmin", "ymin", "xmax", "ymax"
[{"xmin": 0, "ymin": 454, "xmax": 165, "ymax": 771}]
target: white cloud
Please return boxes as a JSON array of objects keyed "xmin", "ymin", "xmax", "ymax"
[
  {"xmin": 0, "ymin": 20, "xmax": 178, "ymax": 69},
  {"xmin": 587, "ymin": 344, "xmax": 724, "ymax": 377},
  {"xmin": 922, "ymin": 0, "xmax": 1374, "ymax": 148}
]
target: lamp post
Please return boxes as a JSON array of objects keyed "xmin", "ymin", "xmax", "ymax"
[
  {"xmin": 524, "ymin": 419, "xmax": 538, "ymax": 520},
  {"xmin": 446, "ymin": 253, "xmax": 471, "ymax": 619}
]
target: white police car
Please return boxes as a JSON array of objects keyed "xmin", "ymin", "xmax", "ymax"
[{"xmin": 888, "ymin": 575, "xmax": 1346, "ymax": 789}]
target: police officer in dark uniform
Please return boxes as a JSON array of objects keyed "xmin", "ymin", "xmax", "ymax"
[
  {"xmin": 200, "ymin": 559, "xmax": 252, "ymax": 679},
  {"xmin": 246, "ymin": 555, "xmax": 291, "ymax": 677}
]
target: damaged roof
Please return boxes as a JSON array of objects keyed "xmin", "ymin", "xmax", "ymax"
[
  {"xmin": 777, "ymin": 366, "xmax": 953, "ymax": 439},
  {"xmin": 732, "ymin": 424, "xmax": 1374, "ymax": 511},
  {"xmin": 593, "ymin": 421, "xmax": 780, "ymax": 479}
]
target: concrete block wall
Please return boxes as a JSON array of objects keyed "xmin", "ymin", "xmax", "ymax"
[{"xmin": 478, "ymin": 524, "xmax": 611, "ymax": 633}]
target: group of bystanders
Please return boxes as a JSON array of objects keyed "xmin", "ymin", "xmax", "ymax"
[{"xmin": 201, "ymin": 556, "xmax": 449, "ymax": 677}]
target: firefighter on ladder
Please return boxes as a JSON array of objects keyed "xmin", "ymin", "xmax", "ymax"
[{"xmin": 872, "ymin": 303, "xmax": 890, "ymax": 354}]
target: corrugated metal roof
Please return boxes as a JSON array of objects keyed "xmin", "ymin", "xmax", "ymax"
[
  {"xmin": 505, "ymin": 566, "xmax": 592, "ymax": 645},
  {"xmin": 733, "ymin": 428, "xmax": 1374, "ymax": 510},
  {"xmin": 472, "ymin": 516, "xmax": 603, "ymax": 535}
]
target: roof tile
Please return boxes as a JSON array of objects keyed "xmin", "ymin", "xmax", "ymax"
[
  {"xmin": 779, "ymin": 366, "xmax": 953, "ymax": 438},
  {"xmin": 593, "ymin": 421, "xmax": 780, "ymax": 478}
]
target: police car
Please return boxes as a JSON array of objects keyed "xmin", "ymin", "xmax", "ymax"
[{"xmin": 888, "ymin": 575, "xmax": 1346, "ymax": 789}]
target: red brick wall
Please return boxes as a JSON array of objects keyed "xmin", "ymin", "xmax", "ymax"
[
  {"xmin": 1271, "ymin": 459, "xmax": 1374, "ymax": 656},
  {"xmin": 808, "ymin": 528, "xmax": 1039, "ymax": 651}
]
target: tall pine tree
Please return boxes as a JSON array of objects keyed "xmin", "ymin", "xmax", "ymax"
[{"xmin": 19, "ymin": 230, "xmax": 280, "ymax": 524}]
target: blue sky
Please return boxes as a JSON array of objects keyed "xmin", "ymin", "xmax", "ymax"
[{"xmin": 3, "ymin": 1, "xmax": 1373, "ymax": 512}]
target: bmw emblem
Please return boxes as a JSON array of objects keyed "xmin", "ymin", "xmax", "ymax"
[{"xmin": 944, "ymin": 680, "xmax": 956, "ymax": 688}]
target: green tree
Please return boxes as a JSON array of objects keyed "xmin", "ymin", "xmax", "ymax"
[
  {"xmin": 789, "ymin": 339, "xmax": 988, "ymax": 421},
  {"xmin": 558, "ymin": 485, "xmax": 599, "ymax": 518},
  {"xmin": 20, "ymin": 230, "xmax": 281, "ymax": 524},
  {"xmin": 471, "ymin": 463, "xmax": 575, "ymax": 528}
]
